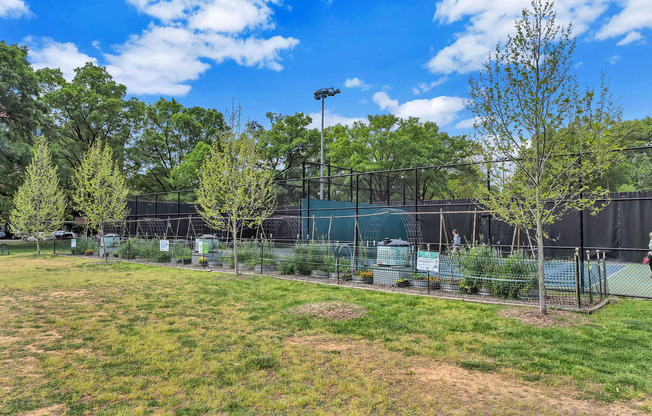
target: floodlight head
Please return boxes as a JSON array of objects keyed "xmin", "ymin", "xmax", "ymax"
[{"xmin": 334, "ymin": 88, "xmax": 340, "ymax": 95}]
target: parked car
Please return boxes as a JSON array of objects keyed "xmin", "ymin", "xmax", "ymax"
[
  {"xmin": 51, "ymin": 230, "xmax": 75, "ymax": 239},
  {"xmin": 0, "ymin": 231, "xmax": 6, "ymax": 239}
]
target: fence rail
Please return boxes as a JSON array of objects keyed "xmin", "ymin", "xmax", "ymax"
[{"xmin": 54, "ymin": 236, "xmax": 644, "ymax": 307}]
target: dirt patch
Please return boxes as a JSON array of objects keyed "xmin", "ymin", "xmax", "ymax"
[
  {"xmin": 498, "ymin": 307, "xmax": 589, "ymax": 327},
  {"xmin": 287, "ymin": 301, "xmax": 366, "ymax": 321},
  {"xmin": 22, "ymin": 404, "xmax": 66, "ymax": 416},
  {"xmin": 286, "ymin": 334, "xmax": 649, "ymax": 416}
]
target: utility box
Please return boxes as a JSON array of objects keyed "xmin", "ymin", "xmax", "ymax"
[
  {"xmin": 376, "ymin": 238, "xmax": 410, "ymax": 266},
  {"xmin": 193, "ymin": 234, "xmax": 219, "ymax": 264},
  {"xmin": 100, "ymin": 233, "xmax": 120, "ymax": 257},
  {"xmin": 373, "ymin": 238, "xmax": 412, "ymax": 285}
]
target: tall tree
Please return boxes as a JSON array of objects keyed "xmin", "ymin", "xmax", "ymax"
[
  {"xmin": 73, "ymin": 142, "xmax": 128, "ymax": 261},
  {"xmin": 467, "ymin": 0, "xmax": 621, "ymax": 314},
  {"xmin": 0, "ymin": 41, "xmax": 48, "ymax": 214},
  {"xmin": 327, "ymin": 115, "xmax": 476, "ymax": 201},
  {"xmin": 197, "ymin": 106, "xmax": 275, "ymax": 275},
  {"xmin": 38, "ymin": 63, "xmax": 143, "ymax": 175},
  {"xmin": 128, "ymin": 98, "xmax": 225, "ymax": 193},
  {"xmin": 257, "ymin": 112, "xmax": 320, "ymax": 174},
  {"xmin": 9, "ymin": 138, "xmax": 66, "ymax": 255}
]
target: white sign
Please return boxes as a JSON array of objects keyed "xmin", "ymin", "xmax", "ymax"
[
  {"xmin": 159, "ymin": 240, "xmax": 169, "ymax": 252},
  {"xmin": 196, "ymin": 240, "xmax": 203, "ymax": 254},
  {"xmin": 417, "ymin": 251, "xmax": 439, "ymax": 272},
  {"xmin": 71, "ymin": 239, "xmax": 77, "ymax": 248}
]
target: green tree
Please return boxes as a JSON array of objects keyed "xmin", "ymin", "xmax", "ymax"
[
  {"xmin": 257, "ymin": 112, "xmax": 320, "ymax": 173},
  {"xmin": 129, "ymin": 98, "xmax": 225, "ymax": 193},
  {"xmin": 327, "ymin": 115, "xmax": 476, "ymax": 201},
  {"xmin": 9, "ymin": 138, "xmax": 67, "ymax": 255},
  {"xmin": 592, "ymin": 117, "xmax": 652, "ymax": 191},
  {"xmin": 0, "ymin": 41, "xmax": 48, "ymax": 214},
  {"xmin": 197, "ymin": 106, "xmax": 275, "ymax": 275},
  {"xmin": 169, "ymin": 141, "xmax": 212, "ymax": 192},
  {"xmin": 73, "ymin": 142, "xmax": 128, "ymax": 261},
  {"xmin": 38, "ymin": 63, "xmax": 143, "ymax": 175},
  {"xmin": 467, "ymin": 0, "xmax": 621, "ymax": 314}
]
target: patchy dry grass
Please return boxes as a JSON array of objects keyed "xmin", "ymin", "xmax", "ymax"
[
  {"xmin": 1, "ymin": 244, "xmax": 651, "ymax": 415},
  {"xmin": 498, "ymin": 307, "xmax": 590, "ymax": 327},
  {"xmin": 287, "ymin": 301, "xmax": 367, "ymax": 321}
]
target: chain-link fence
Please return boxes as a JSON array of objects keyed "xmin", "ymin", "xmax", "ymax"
[{"xmin": 55, "ymin": 236, "xmax": 638, "ymax": 309}]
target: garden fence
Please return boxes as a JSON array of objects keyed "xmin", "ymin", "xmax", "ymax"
[{"xmin": 53, "ymin": 236, "xmax": 640, "ymax": 310}]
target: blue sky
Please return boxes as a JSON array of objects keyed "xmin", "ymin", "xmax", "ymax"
[{"xmin": 1, "ymin": 0, "xmax": 650, "ymax": 133}]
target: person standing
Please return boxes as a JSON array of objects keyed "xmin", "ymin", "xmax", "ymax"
[
  {"xmin": 452, "ymin": 229, "xmax": 461, "ymax": 252},
  {"xmin": 648, "ymin": 232, "xmax": 652, "ymax": 277}
]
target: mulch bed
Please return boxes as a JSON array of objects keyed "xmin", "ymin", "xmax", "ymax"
[
  {"xmin": 498, "ymin": 307, "xmax": 589, "ymax": 327},
  {"xmin": 287, "ymin": 301, "xmax": 367, "ymax": 321}
]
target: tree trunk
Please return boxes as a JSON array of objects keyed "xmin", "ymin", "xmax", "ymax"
[
  {"xmin": 536, "ymin": 217, "xmax": 548, "ymax": 315},
  {"xmin": 36, "ymin": 238, "xmax": 40, "ymax": 255},
  {"xmin": 233, "ymin": 218, "xmax": 239, "ymax": 275},
  {"xmin": 101, "ymin": 224, "xmax": 107, "ymax": 263}
]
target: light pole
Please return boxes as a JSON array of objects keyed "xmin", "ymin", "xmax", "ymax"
[{"xmin": 314, "ymin": 87, "xmax": 340, "ymax": 200}]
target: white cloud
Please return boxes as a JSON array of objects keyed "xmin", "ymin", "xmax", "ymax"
[
  {"xmin": 188, "ymin": 0, "xmax": 273, "ymax": 32},
  {"xmin": 127, "ymin": 0, "xmax": 195, "ymax": 21},
  {"xmin": 0, "ymin": 0, "xmax": 30, "ymax": 18},
  {"xmin": 428, "ymin": 0, "xmax": 610, "ymax": 75},
  {"xmin": 596, "ymin": 0, "xmax": 652, "ymax": 41},
  {"xmin": 412, "ymin": 77, "xmax": 447, "ymax": 95},
  {"xmin": 307, "ymin": 109, "xmax": 366, "ymax": 129},
  {"xmin": 105, "ymin": 25, "xmax": 209, "ymax": 95},
  {"xmin": 372, "ymin": 91, "xmax": 466, "ymax": 126},
  {"xmin": 608, "ymin": 54, "xmax": 621, "ymax": 64},
  {"xmin": 344, "ymin": 77, "xmax": 370, "ymax": 90},
  {"xmin": 616, "ymin": 30, "xmax": 645, "ymax": 46},
  {"xmin": 28, "ymin": 39, "xmax": 98, "ymax": 81},
  {"xmin": 454, "ymin": 117, "xmax": 478, "ymax": 129},
  {"xmin": 27, "ymin": 0, "xmax": 298, "ymax": 96}
]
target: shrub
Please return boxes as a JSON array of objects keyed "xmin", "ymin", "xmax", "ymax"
[
  {"xmin": 172, "ymin": 242, "xmax": 191, "ymax": 260},
  {"xmin": 119, "ymin": 238, "xmax": 138, "ymax": 259},
  {"xmin": 292, "ymin": 244, "xmax": 311, "ymax": 275},
  {"xmin": 279, "ymin": 259, "xmax": 294, "ymax": 274},
  {"xmin": 154, "ymin": 251, "xmax": 171, "ymax": 263},
  {"xmin": 71, "ymin": 236, "xmax": 98, "ymax": 255}
]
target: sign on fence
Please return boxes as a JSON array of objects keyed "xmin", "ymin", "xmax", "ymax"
[
  {"xmin": 196, "ymin": 240, "xmax": 203, "ymax": 254},
  {"xmin": 159, "ymin": 240, "xmax": 169, "ymax": 252},
  {"xmin": 71, "ymin": 239, "xmax": 76, "ymax": 248},
  {"xmin": 417, "ymin": 251, "xmax": 439, "ymax": 272}
]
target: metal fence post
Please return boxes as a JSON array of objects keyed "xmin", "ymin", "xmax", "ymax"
[
  {"xmin": 574, "ymin": 248, "xmax": 581, "ymax": 309},
  {"xmin": 260, "ymin": 239, "xmax": 264, "ymax": 274},
  {"xmin": 596, "ymin": 250, "xmax": 603, "ymax": 301},
  {"xmin": 602, "ymin": 252, "xmax": 608, "ymax": 296},
  {"xmin": 586, "ymin": 250, "xmax": 593, "ymax": 304}
]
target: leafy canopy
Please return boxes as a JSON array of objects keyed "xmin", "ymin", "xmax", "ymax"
[{"xmin": 9, "ymin": 138, "xmax": 66, "ymax": 254}]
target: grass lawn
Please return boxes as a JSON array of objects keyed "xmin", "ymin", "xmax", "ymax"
[{"xmin": 1, "ymin": 241, "xmax": 652, "ymax": 415}]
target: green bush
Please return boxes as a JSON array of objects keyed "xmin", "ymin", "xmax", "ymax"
[
  {"xmin": 172, "ymin": 242, "xmax": 191, "ymax": 260},
  {"xmin": 119, "ymin": 238, "xmax": 138, "ymax": 259},
  {"xmin": 136, "ymin": 240, "xmax": 159, "ymax": 260},
  {"xmin": 71, "ymin": 236, "xmax": 98, "ymax": 255},
  {"xmin": 491, "ymin": 251, "xmax": 537, "ymax": 299},
  {"xmin": 153, "ymin": 251, "xmax": 171, "ymax": 263},
  {"xmin": 292, "ymin": 244, "xmax": 311, "ymax": 275},
  {"xmin": 279, "ymin": 259, "xmax": 294, "ymax": 274},
  {"xmin": 228, "ymin": 241, "xmax": 259, "ymax": 268}
]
